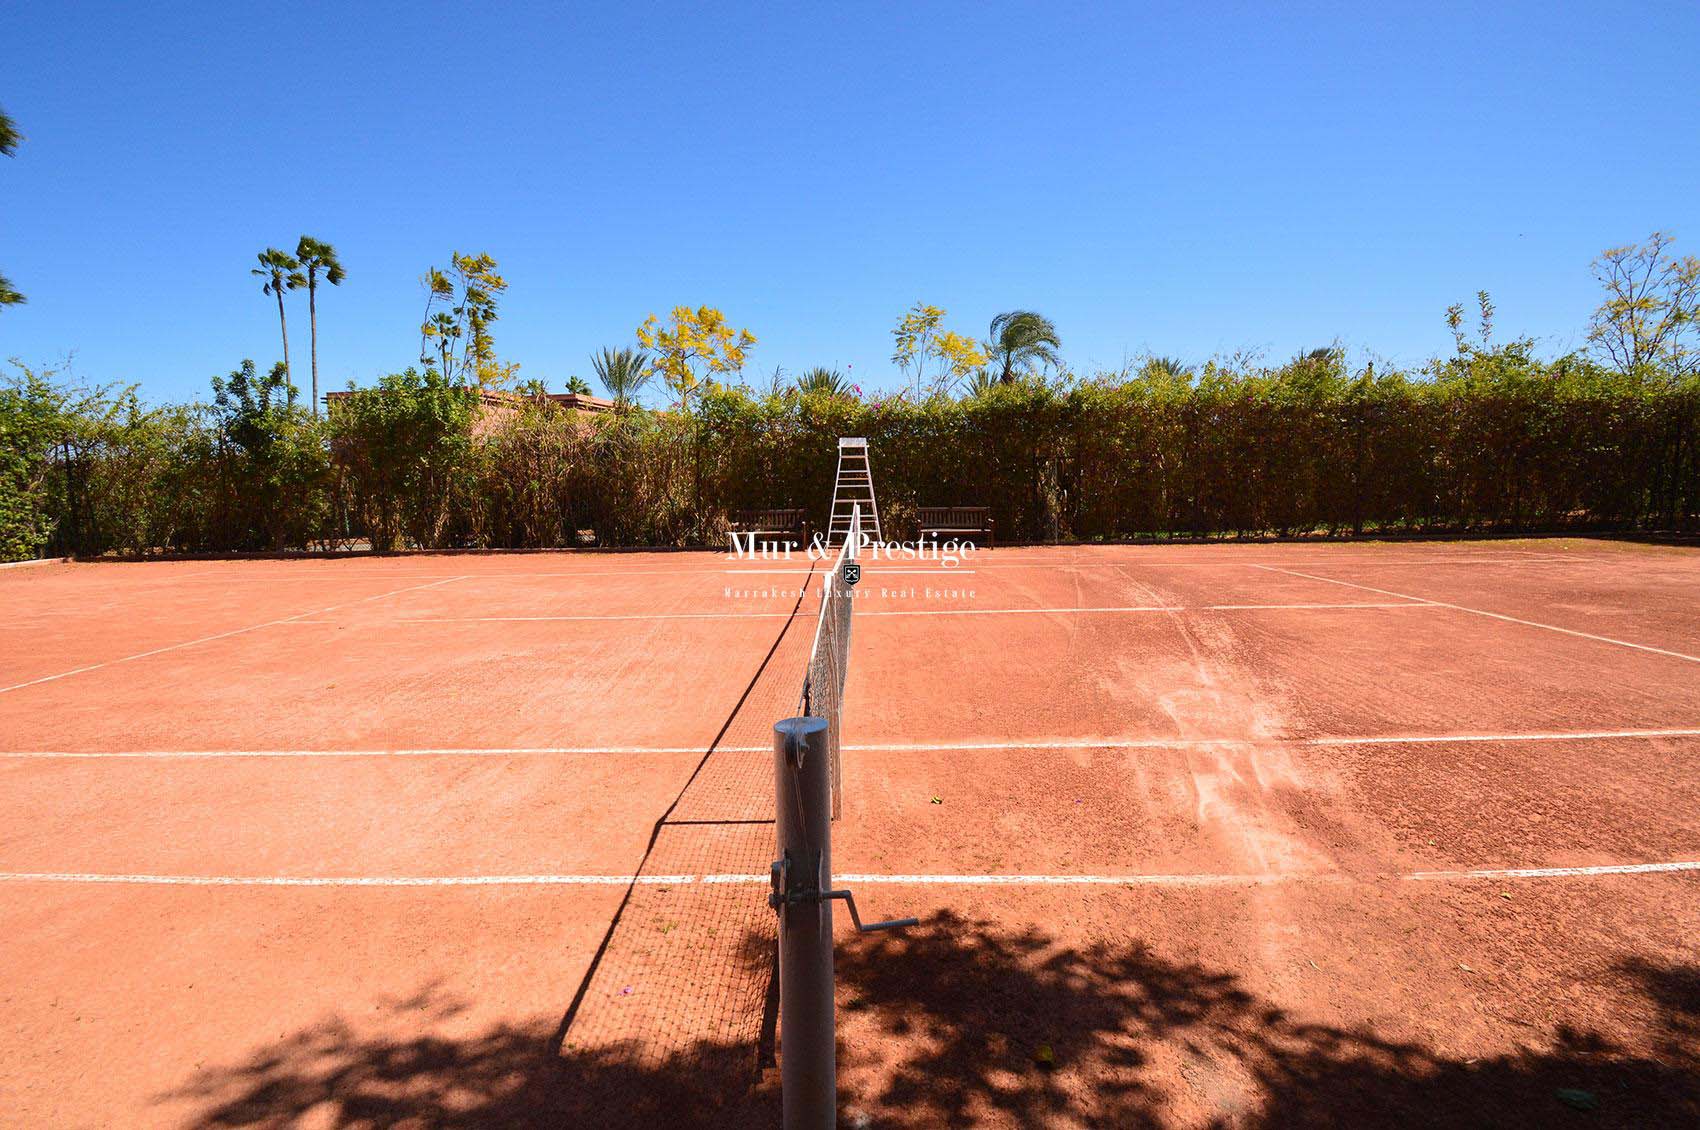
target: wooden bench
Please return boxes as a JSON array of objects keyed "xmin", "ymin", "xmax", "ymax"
[
  {"xmin": 917, "ymin": 506, "xmax": 994, "ymax": 548},
  {"xmin": 730, "ymin": 508, "xmax": 810, "ymax": 550}
]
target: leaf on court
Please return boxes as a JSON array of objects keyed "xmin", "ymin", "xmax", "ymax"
[
  {"xmin": 1500, "ymin": 892, "xmax": 1513, "ymax": 900},
  {"xmin": 1033, "ymin": 1043, "xmax": 1055, "ymax": 1069},
  {"xmin": 1459, "ymin": 962, "xmax": 1475, "ymax": 973},
  {"xmin": 1554, "ymin": 1088, "xmax": 1599, "ymax": 1111},
  {"xmin": 930, "ymin": 796, "xmax": 943, "ymax": 805}
]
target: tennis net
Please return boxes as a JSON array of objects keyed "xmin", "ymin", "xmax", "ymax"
[{"xmin": 800, "ymin": 503, "xmax": 860, "ymax": 819}]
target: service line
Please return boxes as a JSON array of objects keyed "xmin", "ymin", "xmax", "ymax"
[
  {"xmin": 8, "ymin": 727, "xmax": 1700, "ymax": 759},
  {"xmin": 4, "ymin": 859, "xmax": 1696, "ymax": 888},
  {"xmin": 1251, "ymin": 564, "xmax": 1700, "ymax": 664},
  {"xmin": 276, "ymin": 600, "xmax": 1434, "ymax": 625},
  {"xmin": 0, "ymin": 575, "xmax": 470, "ymax": 695}
]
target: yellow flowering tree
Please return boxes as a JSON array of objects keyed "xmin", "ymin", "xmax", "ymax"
[
  {"xmin": 891, "ymin": 302, "xmax": 987, "ymax": 396},
  {"xmin": 934, "ymin": 330, "xmax": 988, "ymax": 388},
  {"xmin": 636, "ymin": 306, "xmax": 757, "ymax": 408},
  {"xmin": 420, "ymin": 252, "xmax": 519, "ymax": 387}
]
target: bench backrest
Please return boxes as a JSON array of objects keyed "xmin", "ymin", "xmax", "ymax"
[
  {"xmin": 733, "ymin": 508, "xmax": 807, "ymax": 530},
  {"xmin": 917, "ymin": 506, "xmax": 991, "ymax": 528}
]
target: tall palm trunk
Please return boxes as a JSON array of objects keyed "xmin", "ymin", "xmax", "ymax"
[
  {"xmin": 275, "ymin": 287, "xmax": 291, "ymax": 380},
  {"xmin": 307, "ymin": 280, "xmax": 319, "ymax": 416}
]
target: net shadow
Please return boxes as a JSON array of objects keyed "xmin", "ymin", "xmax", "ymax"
[{"xmin": 549, "ymin": 561, "xmax": 821, "ymax": 1088}]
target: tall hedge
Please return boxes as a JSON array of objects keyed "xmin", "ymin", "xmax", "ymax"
[{"xmin": 5, "ymin": 351, "xmax": 1696, "ymax": 560}]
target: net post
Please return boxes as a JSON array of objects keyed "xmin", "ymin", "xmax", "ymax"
[
  {"xmin": 773, "ymin": 716, "xmax": 835, "ymax": 1130},
  {"xmin": 828, "ymin": 503, "xmax": 860, "ymax": 821}
]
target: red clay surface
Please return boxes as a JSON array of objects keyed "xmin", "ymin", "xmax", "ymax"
[{"xmin": 2, "ymin": 538, "xmax": 1698, "ymax": 1127}]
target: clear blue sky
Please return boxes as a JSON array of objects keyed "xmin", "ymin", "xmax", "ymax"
[{"xmin": 4, "ymin": 2, "xmax": 1698, "ymax": 403}]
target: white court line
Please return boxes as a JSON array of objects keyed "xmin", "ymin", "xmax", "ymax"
[
  {"xmin": 148, "ymin": 555, "xmax": 1584, "ymax": 582},
  {"xmin": 3, "ymin": 860, "xmax": 1696, "ymax": 889},
  {"xmin": 10, "ymin": 727, "xmax": 1700, "ymax": 760},
  {"xmin": 726, "ymin": 569, "xmax": 977, "ymax": 576},
  {"xmin": 843, "ymin": 728, "xmax": 1700, "ymax": 752},
  {"xmin": 1252, "ymin": 564, "xmax": 1700, "ymax": 665},
  {"xmin": 0, "ymin": 745, "xmax": 767, "ymax": 759},
  {"xmin": 865, "ymin": 601, "xmax": 1428, "ymax": 617},
  {"xmin": 274, "ymin": 600, "xmax": 1434, "ymax": 626},
  {"xmin": 1405, "ymin": 861, "xmax": 1700, "ymax": 880},
  {"xmin": 0, "ymin": 575, "xmax": 470, "ymax": 695},
  {"xmin": 0, "ymin": 872, "xmax": 694, "ymax": 887},
  {"xmin": 290, "ymin": 612, "xmax": 800, "ymax": 624}
]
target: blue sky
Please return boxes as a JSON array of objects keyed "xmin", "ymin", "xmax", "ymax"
[{"xmin": 4, "ymin": 2, "xmax": 1698, "ymax": 403}]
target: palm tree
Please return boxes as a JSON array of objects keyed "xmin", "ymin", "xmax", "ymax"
[
  {"xmin": 591, "ymin": 347, "xmax": 652, "ymax": 410},
  {"xmin": 795, "ymin": 366, "xmax": 849, "ymax": 396},
  {"xmin": 987, "ymin": 310, "xmax": 1061, "ymax": 384},
  {"xmin": 0, "ymin": 105, "xmax": 19, "ymax": 156},
  {"xmin": 1144, "ymin": 356, "xmax": 1191, "ymax": 379},
  {"xmin": 962, "ymin": 369, "xmax": 998, "ymax": 398},
  {"xmin": 293, "ymin": 236, "xmax": 345, "ymax": 416},
  {"xmin": 1, "ymin": 106, "xmax": 23, "ymax": 309},
  {"xmin": 252, "ymin": 249, "xmax": 304, "ymax": 380}
]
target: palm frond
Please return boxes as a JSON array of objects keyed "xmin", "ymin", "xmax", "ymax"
[
  {"xmin": 0, "ymin": 105, "xmax": 20, "ymax": 157},
  {"xmin": 795, "ymin": 366, "xmax": 848, "ymax": 396},
  {"xmin": 296, "ymin": 235, "xmax": 347, "ymax": 285},
  {"xmin": 0, "ymin": 269, "xmax": 25, "ymax": 308},
  {"xmin": 591, "ymin": 346, "xmax": 653, "ymax": 407}
]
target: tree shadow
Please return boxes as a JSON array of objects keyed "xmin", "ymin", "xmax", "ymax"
[
  {"xmin": 163, "ymin": 920, "xmax": 1698, "ymax": 1128},
  {"xmin": 161, "ymin": 977, "xmax": 781, "ymax": 1129},
  {"xmin": 1618, "ymin": 956, "xmax": 1700, "ymax": 1070},
  {"xmin": 835, "ymin": 912, "xmax": 1700, "ymax": 1128}
]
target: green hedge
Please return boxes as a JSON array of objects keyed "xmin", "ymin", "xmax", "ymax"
[{"xmin": 5, "ymin": 352, "xmax": 1697, "ymax": 559}]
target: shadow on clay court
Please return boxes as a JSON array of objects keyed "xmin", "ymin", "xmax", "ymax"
[{"xmin": 160, "ymin": 916, "xmax": 1698, "ymax": 1129}]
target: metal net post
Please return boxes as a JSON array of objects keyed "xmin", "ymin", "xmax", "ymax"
[{"xmin": 772, "ymin": 716, "xmax": 835, "ymax": 1130}]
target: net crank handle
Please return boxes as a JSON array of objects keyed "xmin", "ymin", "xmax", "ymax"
[
  {"xmin": 769, "ymin": 858, "xmax": 918, "ymax": 933},
  {"xmin": 826, "ymin": 889, "xmax": 918, "ymax": 934}
]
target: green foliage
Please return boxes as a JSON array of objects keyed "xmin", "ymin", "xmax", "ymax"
[
  {"xmin": 0, "ymin": 361, "xmax": 194, "ymax": 559},
  {"xmin": 564, "ymin": 375, "xmax": 593, "ymax": 396},
  {"xmin": 208, "ymin": 361, "xmax": 329, "ymax": 549},
  {"xmin": 891, "ymin": 303, "xmax": 988, "ymax": 396},
  {"xmin": 10, "ymin": 346, "xmax": 1700, "ymax": 557},
  {"xmin": 0, "ymin": 364, "xmax": 62, "ymax": 558},
  {"xmin": 327, "ymin": 367, "xmax": 476, "ymax": 549},
  {"xmin": 1588, "ymin": 232, "xmax": 1700, "ymax": 382}
]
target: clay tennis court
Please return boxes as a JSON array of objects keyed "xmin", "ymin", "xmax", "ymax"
[{"xmin": 3, "ymin": 538, "xmax": 1698, "ymax": 1127}]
